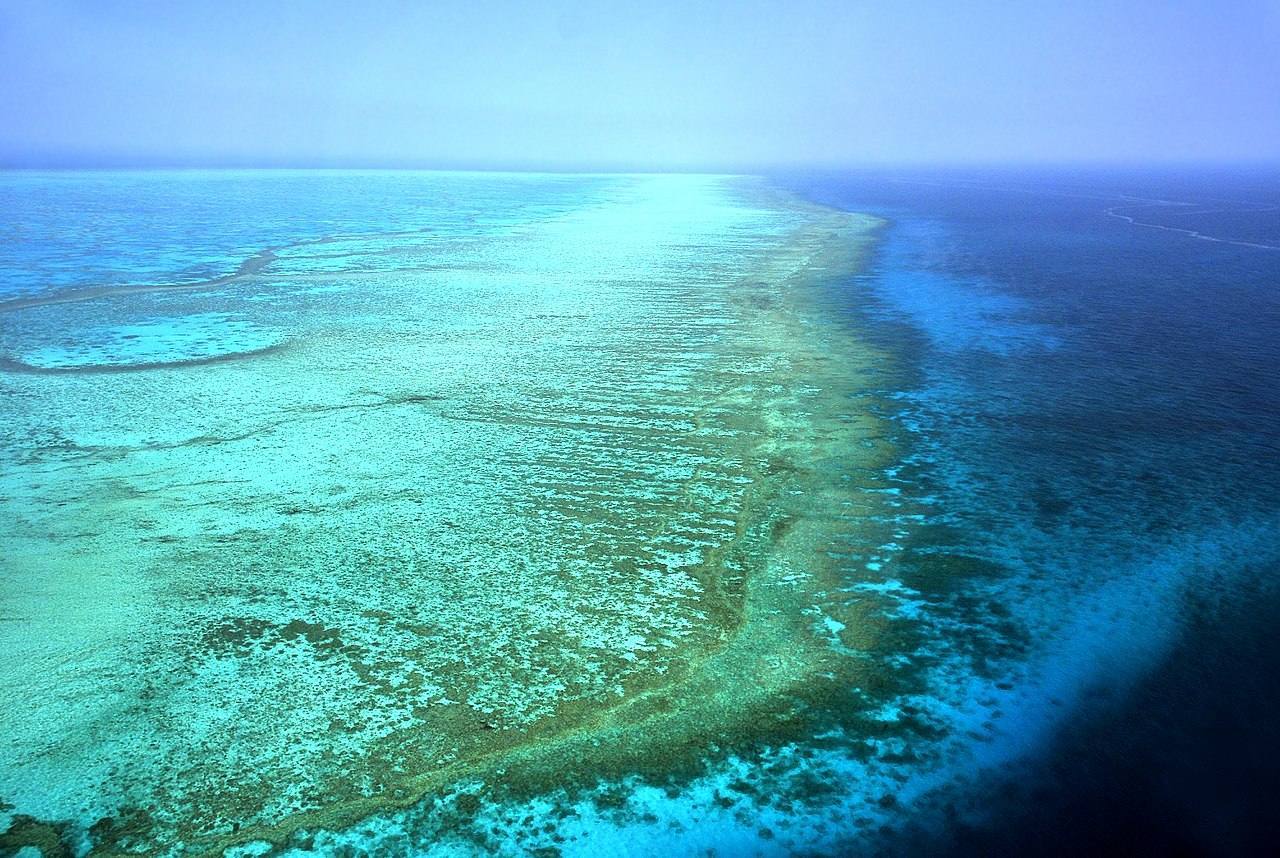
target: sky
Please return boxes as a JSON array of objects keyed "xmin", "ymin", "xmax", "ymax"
[{"xmin": 2, "ymin": 0, "xmax": 1279, "ymax": 169}]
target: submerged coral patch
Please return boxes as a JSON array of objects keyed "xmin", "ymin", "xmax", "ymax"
[{"xmin": 2, "ymin": 312, "xmax": 286, "ymax": 372}]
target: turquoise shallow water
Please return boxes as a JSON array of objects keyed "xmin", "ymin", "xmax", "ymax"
[{"xmin": 3, "ymin": 172, "xmax": 923, "ymax": 855}]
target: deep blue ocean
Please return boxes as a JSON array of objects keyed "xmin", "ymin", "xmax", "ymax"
[{"xmin": 786, "ymin": 168, "xmax": 1280, "ymax": 855}]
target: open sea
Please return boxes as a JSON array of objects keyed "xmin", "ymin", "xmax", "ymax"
[{"xmin": 1, "ymin": 167, "xmax": 1277, "ymax": 857}]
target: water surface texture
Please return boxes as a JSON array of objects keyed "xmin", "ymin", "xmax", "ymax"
[{"xmin": 2, "ymin": 169, "xmax": 1278, "ymax": 856}]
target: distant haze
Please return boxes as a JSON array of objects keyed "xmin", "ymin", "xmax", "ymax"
[{"xmin": 2, "ymin": 0, "xmax": 1279, "ymax": 170}]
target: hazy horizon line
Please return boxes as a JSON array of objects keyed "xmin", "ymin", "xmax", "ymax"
[{"xmin": 5, "ymin": 153, "xmax": 1280, "ymax": 175}]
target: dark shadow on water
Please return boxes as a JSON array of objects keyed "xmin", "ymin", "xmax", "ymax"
[{"xmin": 871, "ymin": 563, "xmax": 1280, "ymax": 858}]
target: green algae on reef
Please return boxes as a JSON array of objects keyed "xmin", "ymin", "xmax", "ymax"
[{"xmin": 0, "ymin": 175, "xmax": 925, "ymax": 855}]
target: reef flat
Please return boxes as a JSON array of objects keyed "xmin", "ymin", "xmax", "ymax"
[{"xmin": 1, "ymin": 174, "xmax": 935, "ymax": 856}]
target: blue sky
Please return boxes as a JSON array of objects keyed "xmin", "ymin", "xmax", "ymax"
[{"xmin": 2, "ymin": 0, "xmax": 1278, "ymax": 168}]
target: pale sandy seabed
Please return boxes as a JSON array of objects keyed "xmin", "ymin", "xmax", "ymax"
[{"xmin": 1, "ymin": 176, "xmax": 1020, "ymax": 857}]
